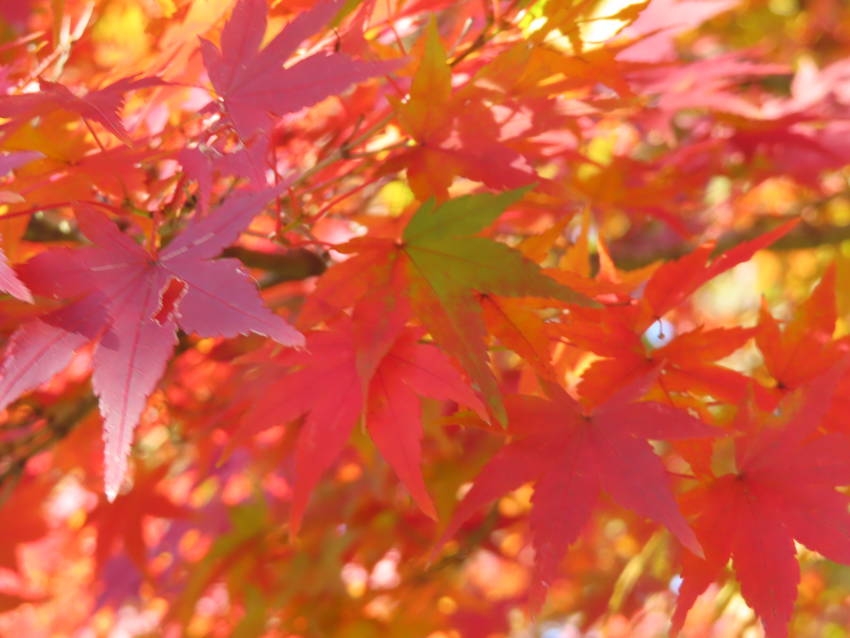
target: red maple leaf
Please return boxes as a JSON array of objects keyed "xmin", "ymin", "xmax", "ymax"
[
  {"xmin": 0, "ymin": 188, "xmax": 303, "ymax": 500},
  {"xmin": 673, "ymin": 364, "xmax": 850, "ymax": 638},
  {"xmin": 200, "ymin": 0, "xmax": 400, "ymax": 140},
  {"xmin": 564, "ymin": 309, "xmax": 757, "ymax": 407},
  {"xmin": 554, "ymin": 221, "xmax": 798, "ymax": 405},
  {"xmin": 244, "ymin": 315, "xmax": 484, "ymax": 535},
  {"xmin": 439, "ymin": 372, "xmax": 715, "ymax": 607},
  {"xmin": 756, "ymin": 263, "xmax": 842, "ymax": 394},
  {"xmin": 638, "ymin": 218, "xmax": 799, "ymax": 328}
]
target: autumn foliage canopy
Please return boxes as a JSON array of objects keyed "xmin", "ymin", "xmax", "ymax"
[{"xmin": 2, "ymin": 0, "xmax": 850, "ymax": 636}]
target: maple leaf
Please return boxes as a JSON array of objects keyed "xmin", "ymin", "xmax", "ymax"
[
  {"xmin": 200, "ymin": 0, "xmax": 400, "ymax": 140},
  {"xmin": 756, "ymin": 263, "xmax": 842, "ymax": 395},
  {"xmin": 560, "ymin": 304, "xmax": 756, "ymax": 407},
  {"xmin": 388, "ymin": 20, "xmax": 538, "ymax": 201},
  {"xmin": 673, "ymin": 364, "xmax": 850, "ymax": 638},
  {"xmin": 636, "ymin": 218, "xmax": 800, "ymax": 329},
  {"xmin": 0, "ymin": 75, "xmax": 164, "ymax": 145},
  {"xmin": 244, "ymin": 317, "xmax": 484, "ymax": 535},
  {"xmin": 553, "ymin": 222, "xmax": 798, "ymax": 405},
  {"xmin": 400, "ymin": 190, "xmax": 591, "ymax": 422},
  {"xmin": 440, "ymin": 373, "xmax": 715, "ymax": 608},
  {"xmin": 0, "ymin": 188, "xmax": 303, "ymax": 500},
  {"xmin": 304, "ymin": 188, "xmax": 592, "ymax": 424}
]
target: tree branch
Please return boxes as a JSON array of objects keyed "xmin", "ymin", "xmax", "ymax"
[
  {"xmin": 23, "ymin": 213, "xmax": 327, "ymax": 284},
  {"xmin": 609, "ymin": 219, "xmax": 850, "ymax": 270}
]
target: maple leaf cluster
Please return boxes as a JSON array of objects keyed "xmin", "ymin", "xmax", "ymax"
[{"xmin": 1, "ymin": 0, "xmax": 850, "ymax": 636}]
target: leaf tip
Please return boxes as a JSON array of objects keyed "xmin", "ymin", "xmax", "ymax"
[
  {"xmin": 683, "ymin": 531, "xmax": 705, "ymax": 560},
  {"xmin": 420, "ymin": 498, "xmax": 438, "ymax": 522},
  {"xmin": 270, "ymin": 322, "xmax": 307, "ymax": 350}
]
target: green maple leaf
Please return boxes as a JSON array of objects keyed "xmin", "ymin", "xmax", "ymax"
[{"xmin": 401, "ymin": 187, "xmax": 591, "ymax": 423}]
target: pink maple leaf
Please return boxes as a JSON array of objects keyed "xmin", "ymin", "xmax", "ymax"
[
  {"xmin": 199, "ymin": 0, "xmax": 401, "ymax": 140},
  {"xmin": 0, "ymin": 188, "xmax": 303, "ymax": 499}
]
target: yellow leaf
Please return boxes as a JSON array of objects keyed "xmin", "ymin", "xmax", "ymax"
[{"xmin": 397, "ymin": 19, "xmax": 451, "ymax": 136}]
